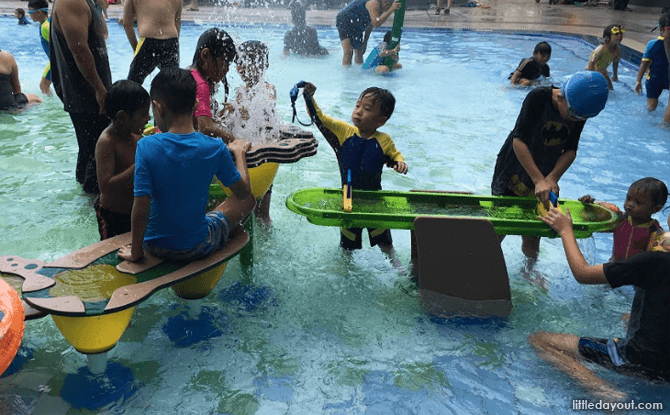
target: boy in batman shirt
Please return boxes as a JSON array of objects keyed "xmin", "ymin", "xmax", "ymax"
[{"xmin": 491, "ymin": 71, "xmax": 609, "ymax": 265}]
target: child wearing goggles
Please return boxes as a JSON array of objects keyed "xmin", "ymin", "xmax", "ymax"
[{"xmin": 586, "ymin": 25, "xmax": 624, "ymax": 90}]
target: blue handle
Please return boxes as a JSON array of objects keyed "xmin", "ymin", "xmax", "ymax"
[{"xmin": 549, "ymin": 191, "xmax": 558, "ymax": 207}]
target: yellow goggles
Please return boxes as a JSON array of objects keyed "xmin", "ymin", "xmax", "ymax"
[{"xmin": 610, "ymin": 27, "xmax": 625, "ymax": 34}]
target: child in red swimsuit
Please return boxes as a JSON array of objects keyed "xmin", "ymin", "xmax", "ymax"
[{"xmin": 580, "ymin": 177, "xmax": 667, "ymax": 261}]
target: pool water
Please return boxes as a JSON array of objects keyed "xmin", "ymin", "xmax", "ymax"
[{"xmin": 1, "ymin": 16, "xmax": 669, "ymax": 414}]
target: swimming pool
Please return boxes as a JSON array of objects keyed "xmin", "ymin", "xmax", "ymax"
[{"xmin": 1, "ymin": 16, "xmax": 669, "ymax": 414}]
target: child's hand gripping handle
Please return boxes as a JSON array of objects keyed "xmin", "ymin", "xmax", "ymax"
[
  {"xmin": 343, "ymin": 169, "xmax": 353, "ymax": 213},
  {"xmin": 537, "ymin": 190, "xmax": 561, "ymax": 217}
]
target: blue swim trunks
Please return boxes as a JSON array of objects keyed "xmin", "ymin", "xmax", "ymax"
[
  {"xmin": 645, "ymin": 75, "xmax": 669, "ymax": 99},
  {"xmin": 143, "ymin": 210, "xmax": 232, "ymax": 262},
  {"xmin": 578, "ymin": 337, "xmax": 670, "ymax": 381}
]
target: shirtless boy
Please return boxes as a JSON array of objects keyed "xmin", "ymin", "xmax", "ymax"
[
  {"xmin": 123, "ymin": 0, "xmax": 182, "ymax": 85},
  {"xmin": 94, "ymin": 80, "xmax": 151, "ymax": 240}
]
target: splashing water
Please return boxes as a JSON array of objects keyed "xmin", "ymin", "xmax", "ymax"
[{"xmin": 227, "ymin": 80, "xmax": 283, "ymax": 145}]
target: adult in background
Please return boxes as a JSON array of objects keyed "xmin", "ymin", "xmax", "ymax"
[
  {"xmin": 123, "ymin": 0, "xmax": 182, "ymax": 85},
  {"xmin": 50, "ymin": 0, "xmax": 112, "ymax": 194},
  {"xmin": 284, "ymin": 1, "xmax": 329, "ymax": 57},
  {"xmin": 336, "ymin": 0, "xmax": 401, "ymax": 66},
  {"xmin": 0, "ymin": 49, "xmax": 42, "ymax": 111}
]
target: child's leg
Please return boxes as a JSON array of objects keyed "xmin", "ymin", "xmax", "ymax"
[
  {"xmin": 254, "ymin": 187, "xmax": 272, "ymax": 227},
  {"xmin": 528, "ymin": 332, "xmax": 626, "ymax": 400},
  {"xmin": 213, "ymin": 193, "xmax": 256, "ymax": 229},
  {"xmin": 375, "ymin": 65, "xmax": 390, "ymax": 75},
  {"xmin": 435, "ymin": 0, "xmax": 442, "ymax": 13},
  {"xmin": 521, "ymin": 235, "xmax": 540, "ymax": 260},
  {"xmin": 341, "ymin": 39, "xmax": 355, "ymax": 66},
  {"xmin": 648, "ymin": 97, "xmax": 659, "ymax": 111}
]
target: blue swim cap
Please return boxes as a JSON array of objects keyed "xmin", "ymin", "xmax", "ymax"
[{"xmin": 560, "ymin": 71, "xmax": 609, "ymax": 120}]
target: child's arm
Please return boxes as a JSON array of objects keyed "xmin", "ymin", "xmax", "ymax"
[
  {"xmin": 612, "ymin": 50, "xmax": 620, "ymax": 82},
  {"xmin": 510, "ymin": 70, "xmax": 523, "ymax": 86},
  {"xmin": 512, "ymin": 138, "xmax": 576, "ymax": 203},
  {"xmin": 378, "ymin": 44, "xmax": 400, "ymax": 59},
  {"xmin": 197, "ymin": 116, "xmax": 236, "ymax": 144},
  {"xmin": 393, "ymin": 161, "xmax": 408, "ymax": 174},
  {"xmin": 539, "ymin": 207, "xmax": 608, "ymax": 284},
  {"xmin": 122, "ymin": 0, "xmax": 138, "ymax": 51},
  {"xmin": 635, "ymin": 59, "xmax": 651, "ymax": 94},
  {"xmin": 226, "ymin": 140, "xmax": 252, "ymax": 200},
  {"xmin": 367, "ymin": 0, "xmax": 401, "ymax": 29},
  {"xmin": 586, "ymin": 46, "xmax": 613, "ymax": 89},
  {"xmin": 95, "ymin": 134, "xmax": 134, "ymax": 197},
  {"xmin": 118, "ymin": 195, "xmax": 151, "ymax": 262}
]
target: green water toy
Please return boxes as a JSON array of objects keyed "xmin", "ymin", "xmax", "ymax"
[
  {"xmin": 382, "ymin": 0, "xmax": 406, "ymax": 69},
  {"xmin": 286, "ymin": 188, "xmax": 619, "ymax": 238}
]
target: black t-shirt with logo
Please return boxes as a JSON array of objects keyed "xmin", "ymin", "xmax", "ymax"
[{"xmin": 491, "ymin": 87, "xmax": 585, "ymax": 195}]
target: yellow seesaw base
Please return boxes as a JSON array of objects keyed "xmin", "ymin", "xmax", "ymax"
[{"xmin": 52, "ymin": 307, "xmax": 135, "ymax": 354}]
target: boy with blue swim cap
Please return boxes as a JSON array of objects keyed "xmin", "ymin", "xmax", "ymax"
[{"xmin": 491, "ymin": 71, "xmax": 608, "ymax": 270}]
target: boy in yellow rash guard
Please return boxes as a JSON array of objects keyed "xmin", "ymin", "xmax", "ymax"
[{"xmin": 303, "ymin": 82, "xmax": 408, "ymax": 254}]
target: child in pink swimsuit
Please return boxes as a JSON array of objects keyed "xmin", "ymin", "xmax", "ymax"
[
  {"xmin": 189, "ymin": 28, "xmax": 238, "ymax": 143},
  {"xmin": 580, "ymin": 177, "xmax": 667, "ymax": 261}
]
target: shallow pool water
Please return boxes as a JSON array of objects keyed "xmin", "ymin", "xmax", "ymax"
[{"xmin": 1, "ymin": 16, "xmax": 669, "ymax": 414}]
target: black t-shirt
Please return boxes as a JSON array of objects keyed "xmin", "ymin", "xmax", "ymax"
[
  {"xmin": 604, "ymin": 251, "xmax": 670, "ymax": 373},
  {"xmin": 491, "ymin": 87, "xmax": 585, "ymax": 195},
  {"xmin": 284, "ymin": 26, "xmax": 328, "ymax": 57},
  {"xmin": 509, "ymin": 57, "xmax": 550, "ymax": 82}
]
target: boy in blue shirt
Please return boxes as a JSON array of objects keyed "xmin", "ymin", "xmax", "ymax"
[
  {"xmin": 635, "ymin": 15, "xmax": 670, "ymax": 118},
  {"xmin": 303, "ymin": 82, "xmax": 408, "ymax": 264},
  {"xmin": 118, "ymin": 68, "xmax": 255, "ymax": 263},
  {"xmin": 27, "ymin": 0, "xmax": 52, "ymax": 95}
]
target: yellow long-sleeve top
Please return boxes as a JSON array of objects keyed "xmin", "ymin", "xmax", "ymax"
[{"xmin": 308, "ymin": 96, "xmax": 404, "ymax": 190}]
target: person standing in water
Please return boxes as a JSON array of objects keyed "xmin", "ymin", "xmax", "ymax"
[
  {"xmin": 491, "ymin": 71, "xmax": 609, "ymax": 277},
  {"xmin": 336, "ymin": 0, "xmax": 401, "ymax": 66},
  {"xmin": 284, "ymin": 1, "xmax": 329, "ymax": 57},
  {"xmin": 50, "ymin": 0, "xmax": 112, "ymax": 194},
  {"xmin": 224, "ymin": 41, "xmax": 278, "ymax": 227},
  {"xmin": 123, "ymin": 0, "xmax": 182, "ymax": 85}
]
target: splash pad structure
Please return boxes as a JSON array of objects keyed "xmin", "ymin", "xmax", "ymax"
[
  {"xmin": 0, "ymin": 127, "xmax": 317, "ymax": 375},
  {"xmin": 287, "ymin": 188, "xmax": 619, "ymax": 316}
]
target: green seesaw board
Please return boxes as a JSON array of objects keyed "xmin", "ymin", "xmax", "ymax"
[{"xmin": 286, "ymin": 188, "xmax": 620, "ymax": 238}]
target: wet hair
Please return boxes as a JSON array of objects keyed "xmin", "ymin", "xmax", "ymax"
[
  {"xmin": 290, "ymin": 1, "xmax": 306, "ymax": 27},
  {"xmin": 659, "ymin": 13, "xmax": 670, "ymax": 30},
  {"xmin": 359, "ymin": 87, "xmax": 395, "ymax": 119},
  {"xmin": 383, "ymin": 31, "xmax": 392, "ymax": 44},
  {"xmin": 602, "ymin": 24, "xmax": 621, "ymax": 41},
  {"xmin": 105, "ymin": 80, "xmax": 149, "ymax": 120},
  {"xmin": 629, "ymin": 177, "xmax": 668, "ymax": 208},
  {"xmin": 150, "ymin": 68, "xmax": 197, "ymax": 116},
  {"xmin": 533, "ymin": 41, "xmax": 551, "ymax": 55},
  {"xmin": 235, "ymin": 40, "xmax": 269, "ymax": 74},
  {"xmin": 15, "ymin": 8, "xmax": 25, "ymax": 18},
  {"xmin": 28, "ymin": 0, "xmax": 48, "ymax": 10},
  {"xmin": 192, "ymin": 28, "xmax": 237, "ymax": 101}
]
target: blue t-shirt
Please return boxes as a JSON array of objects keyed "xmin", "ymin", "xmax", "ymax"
[
  {"xmin": 134, "ymin": 131, "xmax": 241, "ymax": 250},
  {"xmin": 642, "ymin": 37, "xmax": 669, "ymax": 83}
]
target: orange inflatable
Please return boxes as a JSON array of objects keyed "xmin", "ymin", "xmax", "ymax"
[{"xmin": 0, "ymin": 279, "xmax": 25, "ymax": 376}]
